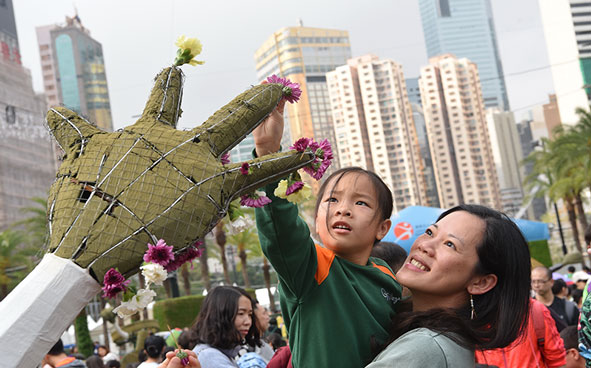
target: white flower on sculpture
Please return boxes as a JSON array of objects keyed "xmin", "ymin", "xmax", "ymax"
[
  {"xmin": 113, "ymin": 298, "xmax": 141, "ymax": 318},
  {"xmin": 141, "ymin": 263, "xmax": 167, "ymax": 286},
  {"xmin": 135, "ymin": 288, "xmax": 157, "ymax": 309},
  {"xmin": 225, "ymin": 215, "xmax": 255, "ymax": 235}
]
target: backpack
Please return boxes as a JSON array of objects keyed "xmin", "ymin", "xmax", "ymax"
[
  {"xmin": 564, "ymin": 299, "xmax": 578, "ymax": 325},
  {"xmin": 530, "ymin": 301, "xmax": 548, "ymax": 368}
]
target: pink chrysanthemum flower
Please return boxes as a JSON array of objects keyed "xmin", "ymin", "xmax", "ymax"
[
  {"xmin": 286, "ymin": 181, "xmax": 305, "ymax": 195},
  {"xmin": 220, "ymin": 152, "xmax": 230, "ymax": 165},
  {"xmin": 267, "ymin": 74, "xmax": 302, "ymax": 104},
  {"xmin": 240, "ymin": 162, "xmax": 250, "ymax": 176},
  {"xmin": 240, "ymin": 193, "xmax": 272, "ymax": 208},
  {"xmin": 290, "ymin": 137, "xmax": 312, "ymax": 152},
  {"xmin": 144, "ymin": 239, "xmax": 175, "ymax": 267},
  {"xmin": 102, "ymin": 268, "xmax": 130, "ymax": 299}
]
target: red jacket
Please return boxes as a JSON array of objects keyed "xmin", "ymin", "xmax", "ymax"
[
  {"xmin": 476, "ymin": 299, "xmax": 566, "ymax": 368},
  {"xmin": 266, "ymin": 346, "xmax": 293, "ymax": 368}
]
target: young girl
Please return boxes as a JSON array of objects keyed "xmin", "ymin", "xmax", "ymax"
[
  {"xmin": 366, "ymin": 204, "xmax": 531, "ymax": 367},
  {"xmin": 138, "ymin": 335, "xmax": 166, "ymax": 367},
  {"xmin": 253, "ymin": 108, "xmax": 402, "ymax": 367},
  {"xmin": 189, "ymin": 286, "xmax": 261, "ymax": 368}
]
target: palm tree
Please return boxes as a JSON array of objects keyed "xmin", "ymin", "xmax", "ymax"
[
  {"xmin": 15, "ymin": 197, "xmax": 49, "ymax": 249},
  {"xmin": 0, "ymin": 229, "xmax": 27, "ymax": 299},
  {"xmin": 227, "ymin": 227, "xmax": 260, "ymax": 288},
  {"xmin": 199, "ymin": 243, "xmax": 212, "ymax": 291},
  {"xmin": 214, "ymin": 222, "xmax": 231, "ymax": 284}
]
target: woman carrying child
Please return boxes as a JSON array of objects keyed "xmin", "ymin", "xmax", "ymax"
[{"xmin": 366, "ymin": 204, "xmax": 531, "ymax": 366}]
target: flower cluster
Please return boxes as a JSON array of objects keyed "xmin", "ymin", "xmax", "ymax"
[
  {"xmin": 174, "ymin": 35, "xmax": 205, "ymax": 67},
  {"xmin": 102, "ymin": 269, "xmax": 130, "ymax": 299},
  {"xmin": 290, "ymin": 138, "xmax": 333, "ymax": 180},
  {"xmin": 274, "ymin": 172, "xmax": 312, "ymax": 204},
  {"xmin": 107, "ymin": 239, "xmax": 203, "ymax": 318},
  {"xmin": 240, "ymin": 162, "xmax": 250, "ymax": 176},
  {"xmin": 220, "ymin": 152, "xmax": 231, "ymax": 165},
  {"xmin": 240, "ymin": 191, "xmax": 272, "ymax": 208},
  {"xmin": 266, "ymin": 75, "xmax": 302, "ymax": 104}
]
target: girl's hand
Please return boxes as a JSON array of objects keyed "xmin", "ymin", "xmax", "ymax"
[
  {"xmin": 159, "ymin": 349, "xmax": 200, "ymax": 368},
  {"xmin": 253, "ymin": 89, "xmax": 286, "ymax": 157}
]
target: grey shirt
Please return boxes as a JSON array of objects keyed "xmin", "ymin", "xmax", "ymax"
[
  {"xmin": 193, "ymin": 344, "xmax": 240, "ymax": 368},
  {"xmin": 366, "ymin": 328, "xmax": 474, "ymax": 367}
]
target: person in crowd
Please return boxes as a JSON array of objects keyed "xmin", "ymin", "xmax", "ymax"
[
  {"xmin": 189, "ymin": 286, "xmax": 260, "ymax": 368},
  {"xmin": 43, "ymin": 339, "xmax": 86, "ymax": 367},
  {"xmin": 176, "ymin": 329, "xmax": 193, "ymax": 350},
  {"xmin": 106, "ymin": 360, "xmax": 121, "ymax": 368},
  {"xmin": 560, "ymin": 326, "xmax": 586, "ymax": 368},
  {"xmin": 573, "ymin": 289, "xmax": 584, "ymax": 309},
  {"xmin": 138, "ymin": 335, "xmax": 166, "ymax": 367},
  {"xmin": 365, "ymin": 204, "xmax": 532, "ymax": 367},
  {"xmin": 264, "ymin": 333, "xmax": 285, "ymax": 351},
  {"xmin": 370, "ymin": 241, "xmax": 407, "ymax": 273},
  {"xmin": 249, "ymin": 301, "xmax": 274, "ymax": 362},
  {"xmin": 475, "ymin": 298, "xmax": 566, "ymax": 367},
  {"xmin": 533, "ymin": 266, "xmax": 579, "ymax": 331},
  {"xmin": 253, "ymin": 98, "xmax": 401, "ymax": 367},
  {"xmin": 553, "ymin": 278, "xmax": 570, "ymax": 299},
  {"xmin": 574, "ymin": 270, "xmax": 590, "ymax": 291},
  {"xmin": 568, "ymin": 266, "xmax": 576, "ymax": 281},
  {"xmin": 86, "ymin": 355, "xmax": 106, "ymax": 368},
  {"xmin": 97, "ymin": 345, "xmax": 119, "ymax": 364}
]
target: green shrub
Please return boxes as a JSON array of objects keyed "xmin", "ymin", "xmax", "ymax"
[{"xmin": 153, "ymin": 295, "xmax": 205, "ymax": 330}]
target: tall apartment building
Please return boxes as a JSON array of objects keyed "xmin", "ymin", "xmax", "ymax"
[
  {"xmin": 0, "ymin": 0, "xmax": 57, "ymax": 229},
  {"xmin": 246, "ymin": 25, "xmax": 351, "ymax": 167},
  {"xmin": 418, "ymin": 0, "xmax": 509, "ymax": 111},
  {"xmin": 539, "ymin": 0, "xmax": 588, "ymax": 125},
  {"xmin": 485, "ymin": 109, "xmax": 526, "ymax": 216},
  {"xmin": 406, "ymin": 77, "xmax": 440, "ymax": 208},
  {"xmin": 419, "ymin": 54, "xmax": 501, "ymax": 209},
  {"xmin": 326, "ymin": 55, "xmax": 428, "ymax": 211},
  {"xmin": 570, "ymin": 0, "xmax": 591, "ymax": 101},
  {"xmin": 36, "ymin": 15, "xmax": 113, "ymax": 131}
]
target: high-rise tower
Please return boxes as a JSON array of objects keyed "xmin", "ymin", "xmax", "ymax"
[
  {"xmin": 419, "ymin": 54, "xmax": 501, "ymax": 209},
  {"xmin": 418, "ymin": 0, "xmax": 509, "ymax": 111},
  {"xmin": 0, "ymin": 0, "xmax": 57, "ymax": 229},
  {"xmin": 247, "ymin": 26, "xmax": 351, "ymax": 169},
  {"xmin": 36, "ymin": 14, "xmax": 113, "ymax": 131},
  {"xmin": 327, "ymin": 55, "xmax": 428, "ymax": 211}
]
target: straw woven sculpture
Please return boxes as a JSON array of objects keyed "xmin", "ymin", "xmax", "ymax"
[{"xmin": 45, "ymin": 66, "xmax": 314, "ymax": 283}]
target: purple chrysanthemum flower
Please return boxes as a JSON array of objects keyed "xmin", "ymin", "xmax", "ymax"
[
  {"xmin": 286, "ymin": 181, "xmax": 305, "ymax": 196},
  {"xmin": 165, "ymin": 242, "xmax": 203, "ymax": 272},
  {"xmin": 290, "ymin": 137, "xmax": 312, "ymax": 152},
  {"xmin": 240, "ymin": 162, "xmax": 250, "ymax": 176},
  {"xmin": 101, "ymin": 268, "xmax": 130, "ymax": 299},
  {"xmin": 220, "ymin": 152, "xmax": 230, "ymax": 165},
  {"xmin": 240, "ymin": 193, "xmax": 272, "ymax": 208},
  {"xmin": 266, "ymin": 74, "xmax": 302, "ymax": 104},
  {"xmin": 144, "ymin": 239, "xmax": 175, "ymax": 267}
]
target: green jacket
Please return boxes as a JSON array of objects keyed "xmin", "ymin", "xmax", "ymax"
[{"xmin": 255, "ymin": 182, "xmax": 402, "ymax": 368}]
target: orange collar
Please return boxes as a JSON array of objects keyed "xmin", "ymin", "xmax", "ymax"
[{"xmin": 56, "ymin": 357, "xmax": 76, "ymax": 367}]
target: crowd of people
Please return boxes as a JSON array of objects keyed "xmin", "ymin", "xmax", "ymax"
[{"xmin": 41, "ymin": 92, "xmax": 591, "ymax": 368}]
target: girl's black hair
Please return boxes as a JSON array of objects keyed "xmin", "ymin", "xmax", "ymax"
[
  {"xmin": 144, "ymin": 334, "xmax": 166, "ymax": 359},
  {"xmin": 189, "ymin": 286, "xmax": 260, "ymax": 350},
  {"xmin": 315, "ymin": 167, "xmax": 393, "ymax": 243},
  {"xmin": 384, "ymin": 204, "xmax": 531, "ymax": 351}
]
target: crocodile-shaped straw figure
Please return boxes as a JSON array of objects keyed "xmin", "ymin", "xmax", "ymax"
[{"xmin": 0, "ymin": 65, "xmax": 315, "ymax": 367}]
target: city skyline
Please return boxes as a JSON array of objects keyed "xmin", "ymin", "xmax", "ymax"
[{"xmin": 13, "ymin": 0, "xmax": 555, "ymax": 132}]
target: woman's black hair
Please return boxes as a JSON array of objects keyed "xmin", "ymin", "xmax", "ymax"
[
  {"xmin": 189, "ymin": 286, "xmax": 260, "ymax": 350},
  {"xmin": 384, "ymin": 204, "xmax": 531, "ymax": 351},
  {"xmin": 85, "ymin": 355, "xmax": 106, "ymax": 368},
  {"xmin": 315, "ymin": 167, "xmax": 393, "ymax": 243},
  {"xmin": 143, "ymin": 334, "xmax": 166, "ymax": 359}
]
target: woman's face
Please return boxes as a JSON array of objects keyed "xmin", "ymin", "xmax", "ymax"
[
  {"xmin": 396, "ymin": 211, "xmax": 486, "ymax": 309},
  {"xmin": 234, "ymin": 296, "xmax": 253, "ymax": 339}
]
